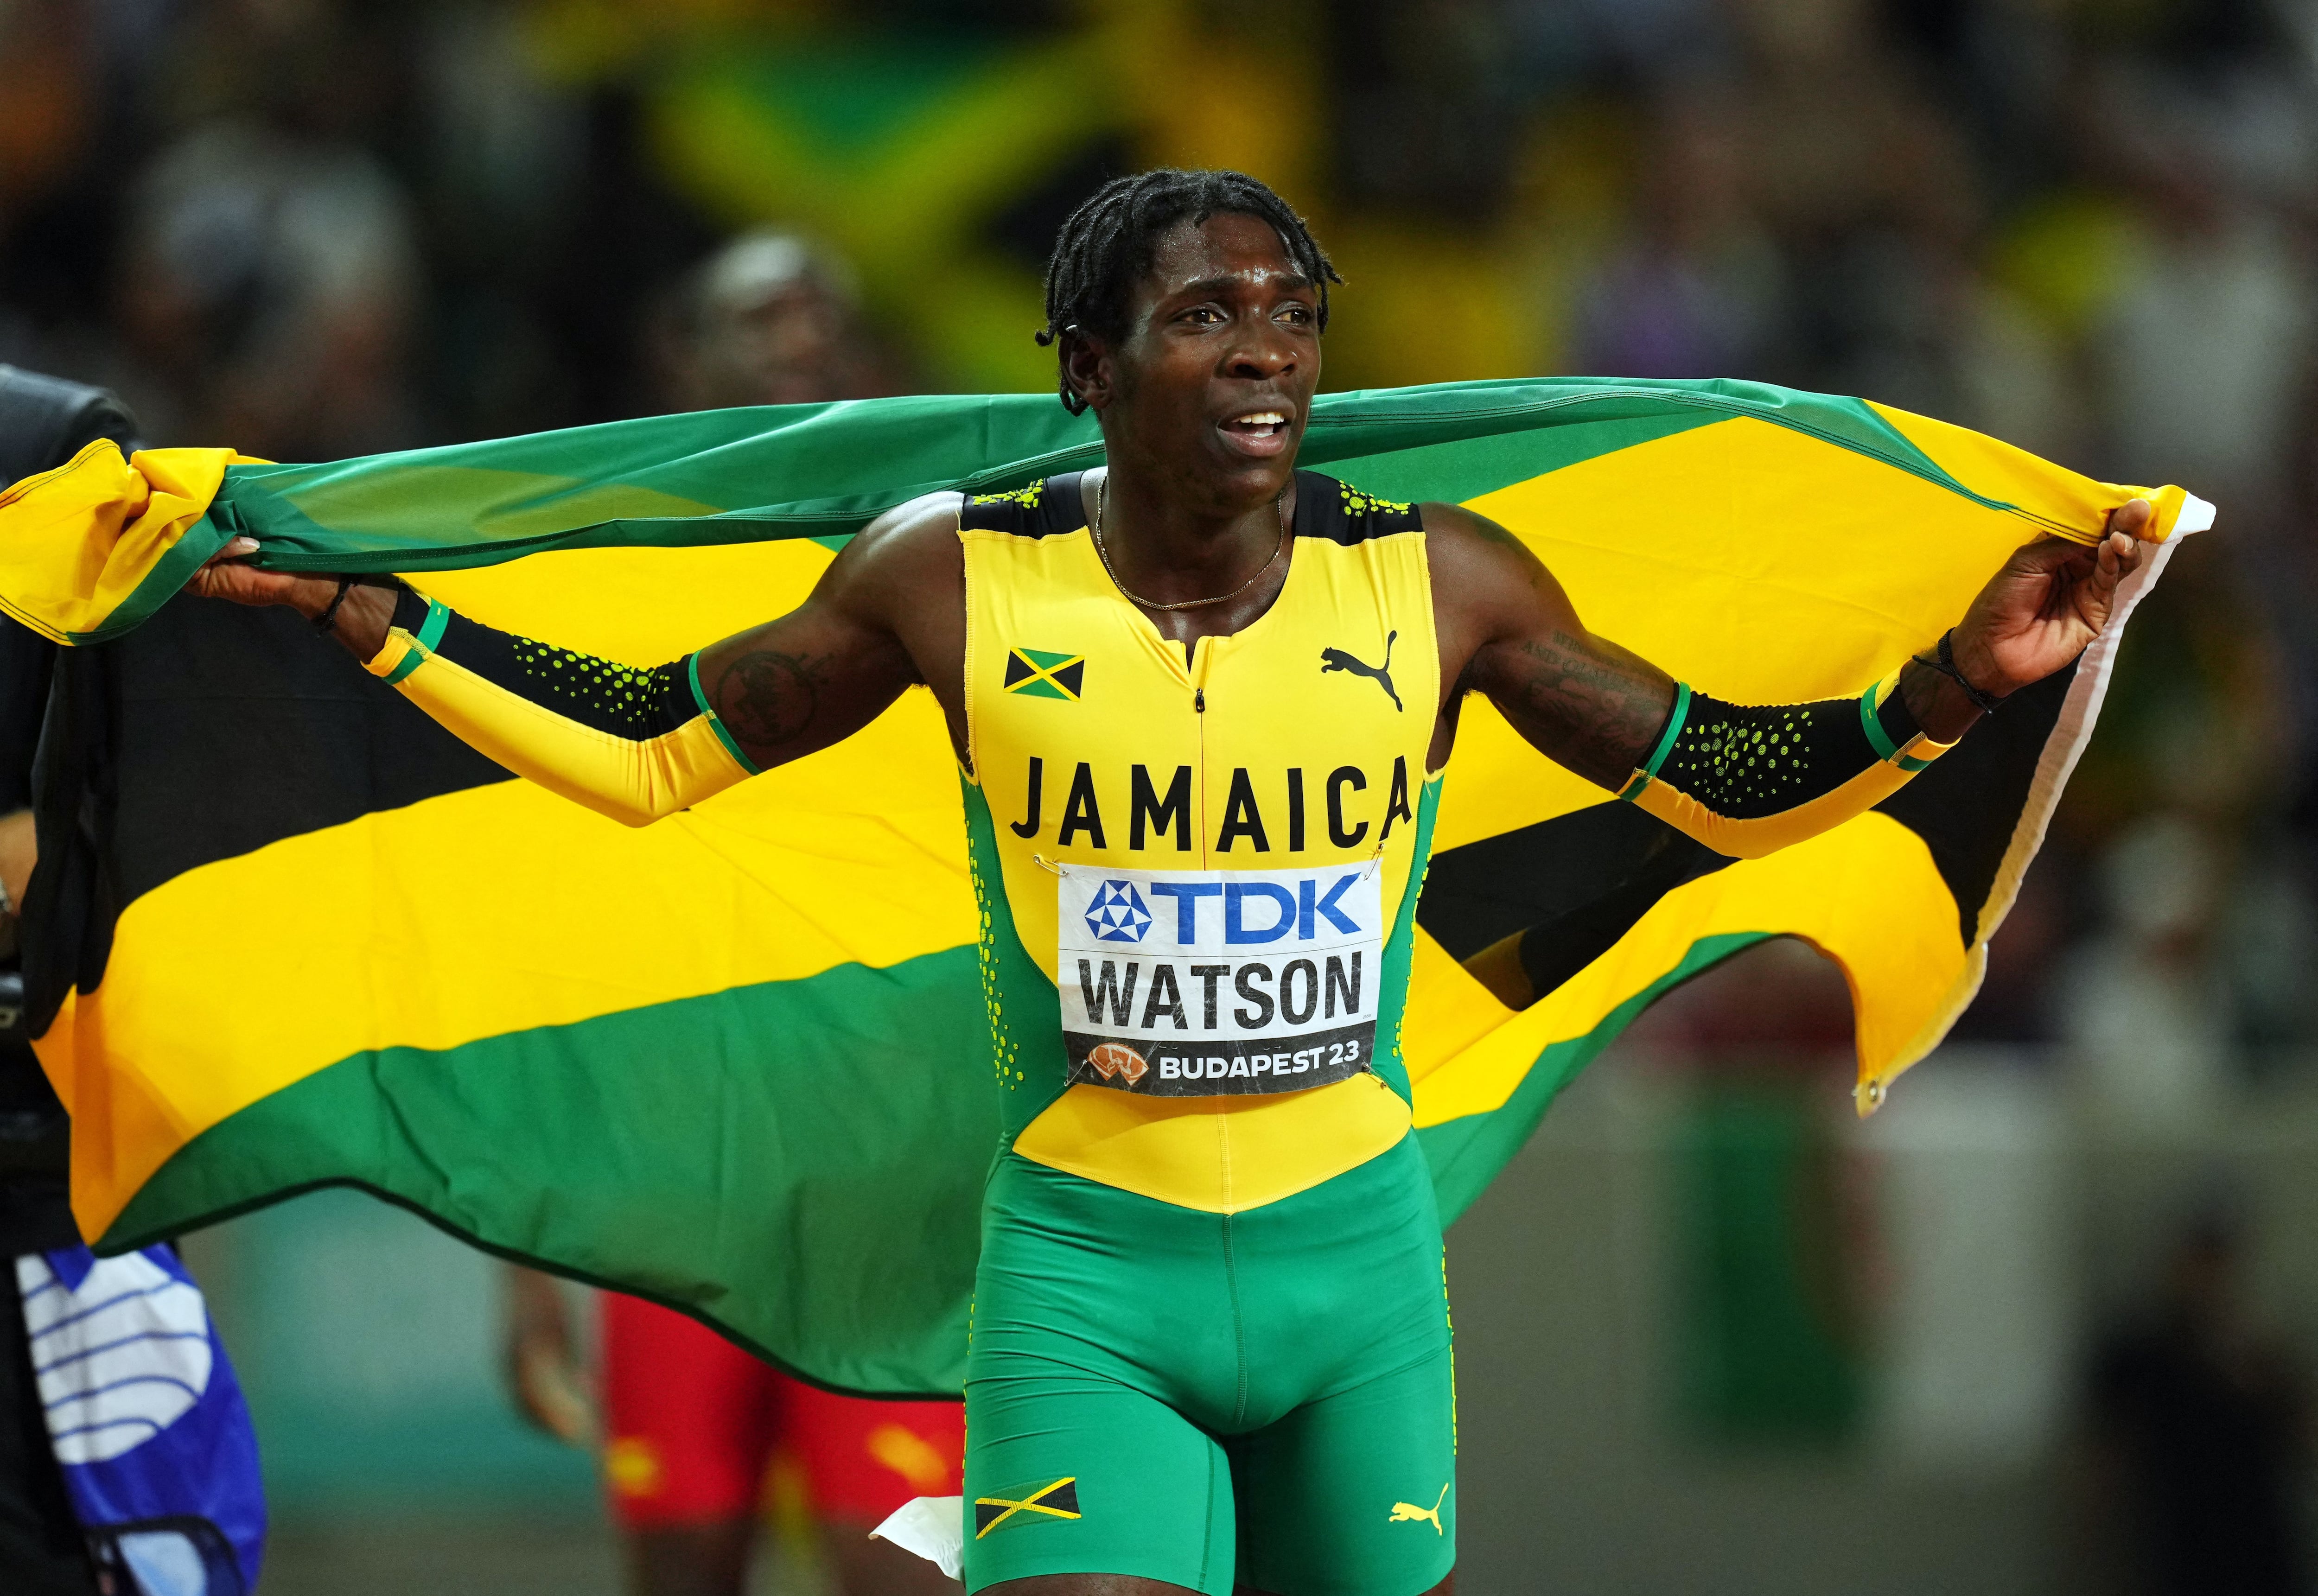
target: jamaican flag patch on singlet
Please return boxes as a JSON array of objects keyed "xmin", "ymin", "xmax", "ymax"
[{"xmin": 1002, "ymin": 647, "xmax": 1084, "ymax": 700}]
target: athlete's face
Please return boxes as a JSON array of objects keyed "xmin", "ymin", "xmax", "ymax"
[{"xmin": 1071, "ymin": 212, "xmax": 1322, "ymax": 509}]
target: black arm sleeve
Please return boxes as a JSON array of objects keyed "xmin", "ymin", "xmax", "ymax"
[
  {"xmin": 1643, "ymin": 685, "xmax": 1927, "ymax": 817},
  {"xmin": 1617, "ymin": 676, "xmax": 1948, "ymax": 858},
  {"xmin": 386, "ymin": 587, "xmax": 697, "ymax": 742}
]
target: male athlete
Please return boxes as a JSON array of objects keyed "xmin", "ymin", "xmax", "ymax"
[{"xmin": 189, "ymin": 169, "xmax": 2148, "ymax": 1595}]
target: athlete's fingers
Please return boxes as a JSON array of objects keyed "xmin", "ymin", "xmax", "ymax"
[
  {"xmin": 188, "ymin": 561, "xmax": 249, "ymax": 599},
  {"xmin": 2104, "ymin": 497, "xmax": 2153, "ymax": 541},
  {"xmin": 199, "ymin": 536, "xmax": 259, "ymax": 570},
  {"xmin": 190, "ymin": 538, "xmax": 260, "ymax": 598},
  {"xmin": 2004, "ymin": 535, "xmax": 2095, "ymax": 591},
  {"xmin": 2083, "ymin": 530, "xmax": 2140, "ymax": 620},
  {"xmin": 187, "ymin": 545, "xmax": 318, "ymax": 609}
]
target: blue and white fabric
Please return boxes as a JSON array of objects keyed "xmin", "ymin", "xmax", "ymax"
[{"xmin": 18, "ymin": 1245, "xmax": 264, "ymax": 1596}]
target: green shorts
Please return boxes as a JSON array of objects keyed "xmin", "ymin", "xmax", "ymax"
[{"xmin": 962, "ymin": 1131, "xmax": 1455, "ymax": 1596}]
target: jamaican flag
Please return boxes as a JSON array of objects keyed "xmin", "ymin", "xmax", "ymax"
[{"xmin": 0, "ymin": 379, "xmax": 2204, "ymax": 1396}]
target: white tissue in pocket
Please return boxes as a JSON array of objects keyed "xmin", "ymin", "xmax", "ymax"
[{"xmin": 870, "ymin": 1494, "xmax": 964, "ymax": 1581}]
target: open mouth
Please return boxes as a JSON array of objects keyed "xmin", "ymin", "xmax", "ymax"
[{"xmin": 1221, "ymin": 410, "xmax": 1290, "ymax": 441}]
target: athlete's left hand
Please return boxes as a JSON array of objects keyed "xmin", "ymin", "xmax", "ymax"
[{"xmin": 1950, "ymin": 498, "xmax": 2150, "ymax": 700}]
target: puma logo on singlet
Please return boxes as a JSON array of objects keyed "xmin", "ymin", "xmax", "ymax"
[
  {"xmin": 1320, "ymin": 631, "xmax": 1401, "ymax": 712},
  {"xmin": 1388, "ymin": 1482, "xmax": 1448, "ymax": 1533}
]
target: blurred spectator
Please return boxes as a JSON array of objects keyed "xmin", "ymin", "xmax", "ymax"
[
  {"xmin": 1570, "ymin": 94, "xmax": 1790, "ymax": 381},
  {"xmin": 118, "ymin": 114, "xmax": 422, "ymax": 458},
  {"xmin": 111, "ymin": 2, "xmax": 425, "ymax": 459},
  {"xmin": 1729, "ymin": 0, "xmax": 1943, "ymax": 253},
  {"xmin": 2091, "ymin": 111, "xmax": 2314, "ymax": 535},
  {"xmin": 1947, "ymin": 853, "xmax": 2072, "ymax": 1046},
  {"xmin": 2088, "ymin": 1212, "xmax": 2311, "ymax": 1596},
  {"xmin": 2060, "ymin": 812, "xmax": 2235, "ymax": 1128},
  {"xmin": 647, "ymin": 229, "xmax": 904, "ymax": 412},
  {"xmin": 1332, "ymin": 0, "xmax": 1528, "ymax": 221}
]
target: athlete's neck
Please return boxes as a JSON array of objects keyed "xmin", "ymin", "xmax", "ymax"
[{"xmin": 1082, "ymin": 463, "xmax": 1299, "ymax": 629}]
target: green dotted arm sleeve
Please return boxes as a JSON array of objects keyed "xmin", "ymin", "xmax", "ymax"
[
  {"xmin": 1631, "ymin": 685, "xmax": 1923, "ymax": 819},
  {"xmin": 1611, "ymin": 675, "xmax": 1956, "ymax": 859},
  {"xmin": 387, "ymin": 588, "xmax": 695, "ymax": 742}
]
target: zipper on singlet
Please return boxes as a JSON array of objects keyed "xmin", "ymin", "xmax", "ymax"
[{"xmin": 1194, "ymin": 684, "xmax": 1207, "ymax": 867}]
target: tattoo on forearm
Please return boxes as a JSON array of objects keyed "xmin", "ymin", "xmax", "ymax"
[
  {"xmin": 1497, "ymin": 632, "xmax": 1672, "ymax": 788},
  {"xmin": 714, "ymin": 649, "xmax": 827, "ymax": 749}
]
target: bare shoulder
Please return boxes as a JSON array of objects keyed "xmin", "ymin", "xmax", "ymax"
[
  {"xmin": 1417, "ymin": 500, "xmax": 1564, "ymax": 637},
  {"xmin": 825, "ymin": 490, "xmax": 965, "ymax": 590},
  {"xmin": 1418, "ymin": 500, "xmax": 1541, "ymax": 572},
  {"xmin": 809, "ymin": 490, "xmax": 964, "ymax": 640}
]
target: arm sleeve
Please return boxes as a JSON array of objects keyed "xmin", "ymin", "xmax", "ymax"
[
  {"xmin": 364, "ymin": 589, "xmax": 756, "ymax": 827},
  {"xmin": 1616, "ymin": 670, "xmax": 1955, "ymax": 859}
]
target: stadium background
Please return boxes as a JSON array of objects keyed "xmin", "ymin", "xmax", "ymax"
[{"xmin": 5, "ymin": 0, "xmax": 2318, "ymax": 1590}]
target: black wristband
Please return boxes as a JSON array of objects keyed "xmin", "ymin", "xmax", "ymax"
[
  {"xmin": 1916, "ymin": 629, "xmax": 2005, "ymax": 714},
  {"xmin": 312, "ymin": 577, "xmax": 355, "ymax": 636}
]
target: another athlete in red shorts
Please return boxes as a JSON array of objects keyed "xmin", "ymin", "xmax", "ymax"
[
  {"xmin": 600, "ymin": 1291, "xmax": 963, "ymax": 1590},
  {"xmin": 505, "ymin": 1269, "xmax": 962, "ymax": 1596}
]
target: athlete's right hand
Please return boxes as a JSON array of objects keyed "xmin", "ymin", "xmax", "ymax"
[
  {"xmin": 188, "ymin": 535, "xmax": 315, "ymax": 608},
  {"xmin": 191, "ymin": 535, "xmax": 397, "ymax": 656}
]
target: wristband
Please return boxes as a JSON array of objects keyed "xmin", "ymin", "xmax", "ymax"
[
  {"xmin": 1916, "ymin": 629, "xmax": 2005, "ymax": 714},
  {"xmin": 312, "ymin": 577, "xmax": 355, "ymax": 636}
]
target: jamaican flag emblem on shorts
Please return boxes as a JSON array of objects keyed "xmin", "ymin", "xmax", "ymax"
[
  {"xmin": 1004, "ymin": 648, "xmax": 1084, "ymax": 700},
  {"xmin": 975, "ymin": 1476, "xmax": 1082, "ymax": 1537}
]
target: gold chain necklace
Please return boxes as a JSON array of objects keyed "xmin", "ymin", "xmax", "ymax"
[{"xmin": 1091, "ymin": 475, "xmax": 1287, "ymax": 612}]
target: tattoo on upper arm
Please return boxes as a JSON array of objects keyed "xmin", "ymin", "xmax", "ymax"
[
  {"xmin": 1493, "ymin": 631, "xmax": 1672, "ymax": 788},
  {"xmin": 714, "ymin": 649, "xmax": 827, "ymax": 750}
]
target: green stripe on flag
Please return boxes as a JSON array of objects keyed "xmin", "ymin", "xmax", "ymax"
[
  {"xmin": 70, "ymin": 516, "xmax": 237, "ymax": 645},
  {"xmin": 199, "ymin": 381, "xmax": 2048, "ymax": 586},
  {"xmin": 56, "ymin": 378, "xmax": 2069, "ymax": 643},
  {"xmin": 106, "ymin": 947, "xmax": 997, "ymax": 1398}
]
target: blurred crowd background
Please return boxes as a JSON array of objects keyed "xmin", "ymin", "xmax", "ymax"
[{"xmin": 8, "ymin": 0, "xmax": 2318, "ymax": 1591}]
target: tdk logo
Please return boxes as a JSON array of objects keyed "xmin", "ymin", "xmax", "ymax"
[
  {"xmin": 1085, "ymin": 874, "xmax": 1366, "ymax": 947},
  {"xmin": 1084, "ymin": 881, "xmax": 1153, "ymax": 943}
]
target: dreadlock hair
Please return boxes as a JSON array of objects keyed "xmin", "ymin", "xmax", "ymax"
[{"xmin": 1036, "ymin": 169, "xmax": 1342, "ymax": 414}]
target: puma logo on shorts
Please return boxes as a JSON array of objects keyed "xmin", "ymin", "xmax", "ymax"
[{"xmin": 1389, "ymin": 1483, "xmax": 1449, "ymax": 1533}]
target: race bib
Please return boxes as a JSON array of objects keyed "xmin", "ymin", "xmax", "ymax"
[{"xmin": 1057, "ymin": 864, "xmax": 1382, "ymax": 1097}]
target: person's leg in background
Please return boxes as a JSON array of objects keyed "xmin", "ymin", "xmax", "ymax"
[
  {"xmin": 510, "ymin": 1273, "xmax": 968, "ymax": 1594},
  {"xmin": 0, "ymin": 1258, "xmax": 98, "ymax": 1596},
  {"xmin": 597, "ymin": 1291, "xmax": 780, "ymax": 1596},
  {"xmin": 779, "ymin": 1375, "xmax": 965, "ymax": 1595}
]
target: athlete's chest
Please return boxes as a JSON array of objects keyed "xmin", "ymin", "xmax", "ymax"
[{"xmin": 965, "ymin": 527, "xmax": 1437, "ymax": 870}]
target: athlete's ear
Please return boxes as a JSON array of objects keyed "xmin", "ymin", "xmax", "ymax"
[{"xmin": 1061, "ymin": 328, "xmax": 1115, "ymax": 413}]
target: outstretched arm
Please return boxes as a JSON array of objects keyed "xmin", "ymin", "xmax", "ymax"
[
  {"xmin": 189, "ymin": 495, "xmax": 964, "ymax": 824},
  {"xmin": 1428, "ymin": 499, "xmax": 2149, "ymax": 858}
]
